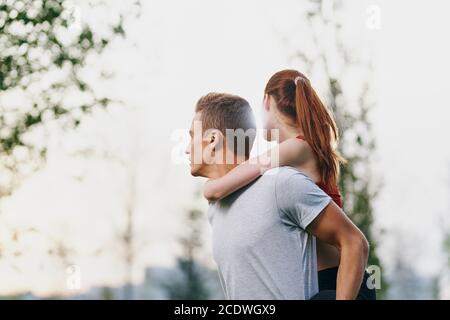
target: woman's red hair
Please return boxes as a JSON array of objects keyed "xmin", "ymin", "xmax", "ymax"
[{"xmin": 265, "ymin": 69, "xmax": 345, "ymax": 186}]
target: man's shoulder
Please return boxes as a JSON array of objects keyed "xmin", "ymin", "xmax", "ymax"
[{"xmin": 266, "ymin": 167, "xmax": 322, "ymax": 201}]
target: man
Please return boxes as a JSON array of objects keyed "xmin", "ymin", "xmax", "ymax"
[{"xmin": 186, "ymin": 92, "xmax": 369, "ymax": 300}]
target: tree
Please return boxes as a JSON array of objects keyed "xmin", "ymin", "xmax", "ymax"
[
  {"xmin": 387, "ymin": 232, "xmax": 426, "ymax": 299},
  {"xmin": 0, "ymin": 0, "xmax": 129, "ymax": 198},
  {"xmin": 438, "ymin": 229, "xmax": 450, "ymax": 299},
  {"xmin": 68, "ymin": 120, "xmax": 152, "ymax": 299},
  {"xmin": 115, "ymin": 150, "xmax": 139, "ymax": 300},
  {"xmin": 0, "ymin": 0, "xmax": 138, "ymax": 292},
  {"xmin": 441, "ymin": 168, "xmax": 450, "ymax": 299},
  {"xmin": 162, "ymin": 206, "xmax": 211, "ymax": 300},
  {"xmin": 292, "ymin": 0, "xmax": 387, "ymax": 295}
]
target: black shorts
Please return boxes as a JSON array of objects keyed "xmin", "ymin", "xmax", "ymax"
[{"xmin": 310, "ymin": 266, "xmax": 377, "ymax": 300}]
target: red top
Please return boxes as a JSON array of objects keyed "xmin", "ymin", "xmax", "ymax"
[{"xmin": 296, "ymin": 135, "xmax": 343, "ymax": 208}]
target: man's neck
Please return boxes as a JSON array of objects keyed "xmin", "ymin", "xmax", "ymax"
[{"xmin": 204, "ymin": 157, "xmax": 247, "ymax": 179}]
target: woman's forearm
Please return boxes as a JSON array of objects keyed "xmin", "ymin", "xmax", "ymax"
[
  {"xmin": 203, "ymin": 139, "xmax": 308, "ymax": 201},
  {"xmin": 203, "ymin": 161, "xmax": 265, "ymax": 201}
]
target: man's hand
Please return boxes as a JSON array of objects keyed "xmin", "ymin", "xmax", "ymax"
[{"xmin": 307, "ymin": 201, "xmax": 369, "ymax": 300}]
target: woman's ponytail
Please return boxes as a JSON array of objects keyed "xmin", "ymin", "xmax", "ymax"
[{"xmin": 265, "ymin": 70, "xmax": 345, "ymax": 186}]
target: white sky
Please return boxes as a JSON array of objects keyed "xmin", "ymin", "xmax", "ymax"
[{"xmin": 0, "ymin": 0, "xmax": 449, "ymax": 297}]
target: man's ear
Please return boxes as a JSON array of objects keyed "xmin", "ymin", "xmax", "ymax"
[
  {"xmin": 204, "ymin": 129, "xmax": 224, "ymax": 152},
  {"xmin": 202, "ymin": 129, "xmax": 224, "ymax": 165}
]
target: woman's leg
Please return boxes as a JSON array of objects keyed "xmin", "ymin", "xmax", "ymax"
[{"xmin": 313, "ymin": 267, "xmax": 377, "ymax": 300}]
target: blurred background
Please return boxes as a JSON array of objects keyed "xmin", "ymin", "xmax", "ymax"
[{"xmin": 0, "ymin": 0, "xmax": 449, "ymax": 300}]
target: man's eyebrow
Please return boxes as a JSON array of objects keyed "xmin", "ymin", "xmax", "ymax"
[{"xmin": 189, "ymin": 129, "xmax": 193, "ymax": 136}]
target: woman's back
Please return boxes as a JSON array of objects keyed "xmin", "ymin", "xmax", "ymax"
[{"xmin": 295, "ymin": 135, "xmax": 341, "ymax": 271}]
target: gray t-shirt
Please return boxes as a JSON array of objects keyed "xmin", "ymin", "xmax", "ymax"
[{"xmin": 208, "ymin": 166, "xmax": 331, "ymax": 300}]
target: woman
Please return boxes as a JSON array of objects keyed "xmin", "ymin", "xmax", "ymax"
[{"xmin": 203, "ymin": 69, "xmax": 376, "ymax": 300}]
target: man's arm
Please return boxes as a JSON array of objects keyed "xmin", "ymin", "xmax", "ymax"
[{"xmin": 306, "ymin": 201, "xmax": 369, "ymax": 300}]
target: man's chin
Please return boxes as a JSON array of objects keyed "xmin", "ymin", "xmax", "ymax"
[{"xmin": 190, "ymin": 170, "xmax": 200, "ymax": 177}]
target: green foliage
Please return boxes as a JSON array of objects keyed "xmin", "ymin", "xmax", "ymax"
[
  {"xmin": 0, "ymin": 293, "xmax": 26, "ymax": 300},
  {"xmin": 101, "ymin": 287, "xmax": 114, "ymax": 300},
  {"xmin": 0, "ymin": 0, "xmax": 126, "ymax": 197},
  {"xmin": 163, "ymin": 258, "xmax": 211, "ymax": 300},
  {"xmin": 438, "ymin": 230, "xmax": 450, "ymax": 298},
  {"xmin": 444, "ymin": 232, "xmax": 450, "ymax": 268}
]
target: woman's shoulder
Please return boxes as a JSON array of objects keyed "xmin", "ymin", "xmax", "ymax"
[{"xmin": 278, "ymin": 136, "xmax": 315, "ymax": 163}]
